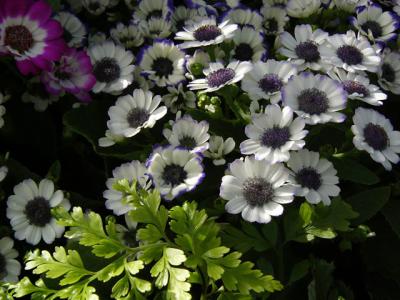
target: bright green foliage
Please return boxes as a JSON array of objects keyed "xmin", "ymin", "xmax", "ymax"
[
  {"xmin": 221, "ymin": 221, "xmax": 278, "ymax": 253},
  {"xmin": 284, "ymin": 198, "xmax": 358, "ymax": 242},
  {"xmin": 11, "ymin": 183, "xmax": 281, "ymax": 299}
]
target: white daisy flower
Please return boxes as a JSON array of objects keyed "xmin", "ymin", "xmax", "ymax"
[
  {"xmin": 282, "ymin": 72, "xmax": 347, "ymax": 124},
  {"xmin": 242, "ymin": 59, "xmax": 297, "ymax": 103},
  {"xmin": 162, "ymin": 83, "xmax": 196, "ymax": 113},
  {"xmin": 119, "ymin": 67, "xmax": 155, "ymax": 97},
  {"xmin": 83, "ymin": 0, "xmax": 109, "ymax": 15},
  {"xmin": 220, "ymin": 156, "xmax": 295, "ymax": 223},
  {"xmin": 133, "ymin": 0, "xmax": 173, "ymax": 22},
  {"xmin": 350, "ymin": 4, "xmax": 399, "ymax": 43},
  {"xmin": 204, "ymin": 135, "xmax": 235, "ymax": 166},
  {"xmin": 333, "ymin": 0, "xmax": 368, "ymax": 12},
  {"xmin": 163, "ymin": 116, "xmax": 210, "ymax": 153},
  {"xmin": 175, "ymin": 18, "xmax": 238, "ymax": 49},
  {"xmin": 279, "ymin": 24, "xmax": 330, "ymax": 71},
  {"xmin": 6, "ymin": 178, "xmax": 71, "ymax": 245},
  {"xmin": 261, "ymin": 6, "xmax": 289, "ymax": 36},
  {"xmin": 98, "ymin": 130, "xmax": 125, "ymax": 148},
  {"xmin": 230, "ymin": 27, "xmax": 267, "ymax": 62},
  {"xmin": 328, "ymin": 68, "xmax": 387, "ymax": 106},
  {"xmin": 240, "ymin": 104, "xmax": 308, "ymax": 163},
  {"xmin": 188, "ymin": 60, "xmax": 252, "ymax": 93},
  {"xmin": 138, "ymin": 39, "xmax": 185, "ymax": 87},
  {"xmin": 22, "ymin": 78, "xmax": 59, "ymax": 112},
  {"xmin": 221, "ymin": 8, "xmax": 263, "ymax": 30},
  {"xmin": 351, "ymin": 107, "xmax": 400, "ymax": 171},
  {"xmin": 111, "ymin": 23, "xmax": 144, "ymax": 48},
  {"xmin": 89, "ymin": 41, "xmax": 135, "ymax": 94},
  {"xmin": 0, "ymin": 237, "xmax": 21, "ymax": 283},
  {"xmin": 287, "ymin": 0, "xmax": 321, "ymax": 18},
  {"xmin": 378, "ymin": 50, "xmax": 400, "ymax": 95},
  {"xmin": 139, "ymin": 18, "xmax": 172, "ymax": 39},
  {"xmin": 0, "ymin": 166, "xmax": 7, "ymax": 182},
  {"xmin": 104, "ymin": 161, "xmax": 151, "ymax": 215},
  {"xmin": 107, "ymin": 89, "xmax": 167, "ymax": 138},
  {"xmin": 185, "ymin": 49, "xmax": 211, "ymax": 80},
  {"xmin": 263, "ymin": 0, "xmax": 288, "ymax": 8},
  {"xmin": 322, "ymin": 30, "xmax": 381, "ymax": 73},
  {"xmin": 171, "ymin": 5, "xmax": 209, "ymax": 32},
  {"xmin": 55, "ymin": 12, "xmax": 86, "ymax": 48},
  {"xmin": 146, "ymin": 146, "xmax": 205, "ymax": 201},
  {"xmin": 395, "ymin": 4, "xmax": 400, "ymax": 17},
  {"xmin": 287, "ymin": 149, "xmax": 340, "ymax": 205},
  {"xmin": 0, "ymin": 91, "xmax": 10, "ymax": 129}
]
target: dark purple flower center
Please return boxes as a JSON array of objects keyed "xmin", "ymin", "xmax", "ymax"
[
  {"xmin": 55, "ymin": 69, "xmax": 71, "ymax": 80},
  {"xmin": 381, "ymin": 63, "xmax": 396, "ymax": 82},
  {"xmin": 336, "ymin": 45, "xmax": 363, "ymax": 65},
  {"xmin": 297, "ymin": 88, "xmax": 329, "ymax": 115},
  {"xmin": 0, "ymin": 253, "xmax": 6, "ymax": 279},
  {"xmin": 361, "ymin": 21, "xmax": 383, "ymax": 38},
  {"xmin": 152, "ymin": 57, "xmax": 174, "ymax": 77},
  {"xmin": 179, "ymin": 136, "xmax": 197, "ymax": 149},
  {"xmin": 63, "ymin": 30, "xmax": 73, "ymax": 44},
  {"xmin": 296, "ymin": 167, "xmax": 321, "ymax": 190},
  {"xmin": 265, "ymin": 18, "xmax": 279, "ymax": 34},
  {"xmin": 162, "ymin": 164, "xmax": 187, "ymax": 186},
  {"xmin": 243, "ymin": 177, "xmax": 274, "ymax": 207},
  {"xmin": 234, "ymin": 43, "xmax": 254, "ymax": 61},
  {"xmin": 295, "ymin": 41, "xmax": 320, "ymax": 63},
  {"xmin": 261, "ymin": 126, "xmax": 290, "ymax": 149},
  {"xmin": 5, "ymin": 25, "xmax": 33, "ymax": 53},
  {"xmin": 363, "ymin": 123, "xmax": 389, "ymax": 151},
  {"xmin": 343, "ymin": 80, "xmax": 369, "ymax": 97},
  {"xmin": 193, "ymin": 25, "xmax": 222, "ymax": 41},
  {"xmin": 93, "ymin": 58, "xmax": 121, "ymax": 83},
  {"xmin": 88, "ymin": 2, "xmax": 100, "ymax": 11},
  {"xmin": 147, "ymin": 9, "xmax": 163, "ymax": 20},
  {"xmin": 127, "ymin": 108, "xmax": 149, "ymax": 128},
  {"xmin": 24, "ymin": 197, "xmax": 52, "ymax": 227},
  {"xmin": 258, "ymin": 74, "xmax": 283, "ymax": 94},
  {"xmin": 207, "ymin": 68, "xmax": 235, "ymax": 87}
]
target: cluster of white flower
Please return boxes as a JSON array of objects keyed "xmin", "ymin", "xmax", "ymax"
[{"xmin": 1, "ymin": 0, "xmax": 400, "ymax": 286}]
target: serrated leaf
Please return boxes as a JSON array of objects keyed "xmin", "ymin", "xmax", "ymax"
[
  {"xmin": 126, "ymin": 260, "xmax": 144, "ymax": 275},
  {"xmin": 165, "ymin": 248, "xmax": 187, "ymax": 266},
  {"xmin": 25, "ymin": 248, "xmax": 92, "ymax": 286},
  {"xmin": 221, "ymin": 261, "xmax": 283, "ymax": 295}
]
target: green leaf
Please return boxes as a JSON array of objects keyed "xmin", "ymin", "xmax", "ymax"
[
  {"xmin": 54, "ymin": 207, "xmax": 125, "ymax": 258},
  {"xmin": 222, "ymin": 221, "xmax": 275, "ymax": 253},
  {"xmin": 347, "ymin": 186, "xmax": 391, "ymax": 224},
  {"xmin": 382, "ymin": 198, "xmax": 400, "ymax": 239},
  {"xmin": 221, "ymin": 261, "xmax": 283, "ymax": 295},
  {"xmin": 307, "ymin": 198, "xmax": 358, "ymax": 238},
  {"xmin": 331, "ymin": 158, "xmax": 379, "ymax": 185},
  {"xmin": 25, "ymin": 247, "xmax": 93, "ymax": 286},
  {"xmin": 169, "ymin": 202, "xmax": 221, "ymax": 268},
  {"xmin": 150, "ymin": 247, "xmax": 191, "ymax": 300},
  {"xmin": 308, "ymin": 259, "xmax": 335, "ymax": 300},
  {"xmin": 288, "ymin": 260, "xmax": 310, "ymax": 284}
]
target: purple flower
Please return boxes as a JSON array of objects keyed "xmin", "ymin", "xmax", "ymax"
[
  {"xmin": 41, "ymin": 48, "xmax": 96, "ymax": 102},
  {"xmin": 0, "ymin": 0, "xmax": 66, "ymax": 75}
]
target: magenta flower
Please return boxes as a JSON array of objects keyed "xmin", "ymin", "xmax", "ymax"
[
  {"xmin": 41, "ymin": 48, "xmax": 96, "ymax": 102},
  {"xmin": 0, "ymin": 0, "xmax": 66, "ymax": 75}
]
